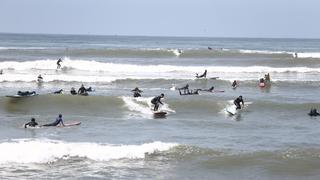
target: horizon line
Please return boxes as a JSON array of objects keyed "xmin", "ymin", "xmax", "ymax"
[{"xmin": 0, "ymin": 32, "xmax": 319, "ymax": 40}]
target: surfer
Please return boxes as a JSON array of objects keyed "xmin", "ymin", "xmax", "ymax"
[
  {"xmin": 232, "ymin": 80, "xmax": 238, "ymax": 88},
  {"xmin": 0, "ymin": 69, "xmax": 3, "ymax": 74},
  {"xmin": 53, "ymin": 89, "xmax": 63, "ymax": 94},
  {"xmin": 86, "ymin": 87, "xmax": 94, "ymax": 92},
  {"xmin": 24, "ymin": 117, "xmax": 39, "ymax": 128},
  {"xmin": 151, "ymin": 93, "xmax": 164, "ymax": 111},
  {"xmin": 196, "ymin": 70, "xmax": 207, "ymax": 78},
  {"xmin": 178, "ymin": 84, "xmax": 189, "ymax": 94},
  {"xmin": 43, "ymin": 114, "xmax": 65, "ymax": 127},
  {"xmin": 132, "ymin": 87, "xmax": 142, "ymax": 97},
  {"xmin": 264, "ymin": 73, "xmax": 271, "ymax": 82},
  {"xmin": 70, "ymin": 87, "xmax": 77, "ymax": 95},
  {"xmin": 78, "ymin": 84, "xmax": 87, "ymax": 95},
  {"xmin": 17, "ymin": 91, "xmax": 36, "ymax": 96},
  {"xmin": 37, "ymin": 74, "xmax": 43, "ymax": 83},
  {"xmin": 208, "ymin": 47, "xmax": 212, "ymax": 50},
  {"xmin": 57, "ymin": 58, "xmax": 62, "ymax": 69},
  {"xmin": 234, "ymin": 96, "xmax": 244, "ymax": 110},
  {"xmin": 308, "ymin": 108, "xmax": 320, "ymax": 116},
  {"xmin": 204, "ymin": 86, "xmax": 214, "ymax": 92}
]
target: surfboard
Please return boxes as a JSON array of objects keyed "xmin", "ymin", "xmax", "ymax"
[
  {"xmin": 209, "ymin": 77, "xmax": 219, "ymax": 80},
  {"xmin": 212, "ymin": 90, "xmax": 225, "ymax": 93},
  {"xmin": 259, "ymin": 82, "xmax": 265, "ymax": 88},
  {"xmin": 226, "ymin": 106, "xmax": 238, "ymax": 116},
  {"xmin": 6, "ymin": 94, "xmax": 38, "ymax": 98},
  {"xmin": 153, "ymin": 111, "xmax": 167, "ymax": 118},
  {"xmin": 58, "ymin": 121, "xmax": 81, "ymax": 127}
]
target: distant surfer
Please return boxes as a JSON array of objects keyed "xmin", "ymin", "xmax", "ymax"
[
  {"xmin": 78, "ymin": 84, "xmax": 88, "ymax": 95},
  {"xmin": 53, "ymin": 89, "xmax": 63, "ymax": 94},
  {"xmin": 24, "ymin": 117, "xmax": 39, "ymax": 128},
  {"xmin": 57, "ymin": 58, "xmax": 62, "ymax": 69},
  {"xmin": 86, "ymin": 87, "xmax": 94, "ymax": 92},
  {"xmin": 234, "ymin": 96, "xmax": 244, "ymax": 110},
  {"xmin": 208, "ymin": 47, "xmax": 212, "ymax": 50},
  {"xmin": 294, "ymin": 52, "xmax": 298, "ymax": 58},
  {"xmin": 151, "ymin": 93, "xmax": 164, "ymax": 111},
  {"xmin": 132, "ymin": 87, "xmax": 142, "ymax": 97},
  {"xmin": 0, "ymin": 69, "xmax": 3, "ymax": 75},
  {"xmin": 203, "ymin": 86, "xmax": 214, "ymax": 92},
  {"xmin": 232, "ymin": 80, "xmax": 238, "ymax": 89},
  {"xmin": 37, "ymin": 74, "xmax": 43, "ymax": 83},
  {"xmin": 43, "ymin": 114, "xmax": 65, "ymax": 127},
  {"xmin": 264, "ymin": 73, "xmax": 271, "ymax": 83},
  {"xmin": 196, "ymin": 70, "xmax": 207, "ymax": 78},
  {"xmin": 308, "ymin": 108, "xmax": 320, "ymax": 116},
  {"xmin": 70, "ymin": 87, "xmax": 77, "ymax": 95},
  {"xmin": 17, "ymin": 91, "xmax": 36, "ymax": 96},
  {"xmin": 178, "ymin": 84, "xmax": 189, "ymax": 94}
]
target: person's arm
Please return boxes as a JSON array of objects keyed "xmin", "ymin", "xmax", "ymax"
[
  {"xmin": 60, "ymin": 119, "xmax": 65, "ymax": 126},
  {"xmin": 241, "ymin": 100, "xmax": 244, "ymax": 106},
  {"xmin": 24, "ymin": 122, "xmax": 29, "ymax": 128}
]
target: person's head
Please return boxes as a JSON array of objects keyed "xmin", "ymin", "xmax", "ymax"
[
  {"xmin": 31, "ymin": 117, "xmax": 35, "ymax": 122},
  {"xmin": 59, "ymin": 114, "xmax": 62, "ymax": 118},
  {"xmin": 81, "ymin": 84, "xmax": 84, "ymax": 87},
  {"xmin": 239, "ymin": 95, "xmax": 242, "ymax": 99},
  {"xmin": 161, "ymin": 93, "xmax": 164, "ymax": 98}
]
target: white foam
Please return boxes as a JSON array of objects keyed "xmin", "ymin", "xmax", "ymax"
[
  {"xmin": 296, "ymin": 52, "xmax": 320, "ymax": 58},
  {"xmin": 239, "ymin": 49, "xmax": 290, "ymax": 55},
  {"xmin": 0, "ymin": 139, "xmax": 178, "ymax": 164},
  {"xmin": 1, "ymin": 59, "xmax": 320, "ymax": 82},
  {"xmin": 121, "ymin": 96, "xmax": 175, "ymax": 117}
]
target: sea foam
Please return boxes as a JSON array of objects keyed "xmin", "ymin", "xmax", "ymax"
[{"xmin": 0, "ymin": 139, "xmax": 178, "ymax": 164}]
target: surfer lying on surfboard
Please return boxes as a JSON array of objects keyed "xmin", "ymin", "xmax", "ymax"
[
  {"xmin": 43, "ymin": 114, "xmax": 65, "ymax": 127},
  {"xmin": 24, "ymin": 117, "xmax": 39, "ymax": 128},
  {"xmin": 195, "ymin": 70, "xmax": 207, "ymax": 78}
]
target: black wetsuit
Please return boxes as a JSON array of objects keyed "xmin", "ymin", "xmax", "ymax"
[
  {"xmin": 133, "ymin": 92, "xmax": 141, "ymax": 97},
  {"xmin": 18, "ymin": 91, "xmax": 36, "ymax": 96},
  {"xmin": 78, "ymin": 86, "xmax": 87, "ymax": 94},
  {"xmin": 43, "ymin": 117, "xmax": 64, "ymax": 126},
  {"xmin": 24, "ymin": 121, "xmax": 38, "ymax": 128},
  {"xmin": 197, "ymin": 70, "xmax": 207, "ymax": 78},
  {"xmin": 232, "ymin": 81, "xmax": 237, "ymax": 88},
  {"xmin": 70, "ymin": 89, "xmax": 77, "ymax": 95},
  {"xmin": 57, "ymin": 59, "xmax": 62, "ymax": 69},
  {"xmin": 151, "ymin": 96, "xmax": 163, "ymax": 111},
  {"xmin": 234, "ymin": 97, "xmax": 244, "ymax": 110},
  {"xmin": 53, "ymin": 89, "xmax": 63, "ymax": 94},
  {"xmin": 309, "ymin": 109, "xmax": 320, "ymax": 116},
  {"xmin": 178, "ymin": 84, "xmax": 189, "ymax": 94}
]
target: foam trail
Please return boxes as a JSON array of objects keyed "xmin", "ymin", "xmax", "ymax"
[{"xmin": 0, "ymin": 139, "xmax": 178, "ymax": 164}]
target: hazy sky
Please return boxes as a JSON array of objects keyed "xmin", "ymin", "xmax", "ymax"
[{"xmin": 0, "ymin": 0, "xmax": 319, "ymax": 38}]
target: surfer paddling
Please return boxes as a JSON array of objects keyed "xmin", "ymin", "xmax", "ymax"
[{"xmin": 196, "ymin": 70, "xmax": 207, "ymax": 78}]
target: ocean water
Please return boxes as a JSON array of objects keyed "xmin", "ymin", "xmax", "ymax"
[{"xmin": 1, "ymin": 33, "xmax": 320, "ymax": 179}]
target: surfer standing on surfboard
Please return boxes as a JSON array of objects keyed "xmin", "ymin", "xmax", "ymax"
[
  {"xmin": 57, "ymin": 58, "xmax": 62, "ymax": 69},
  {"xmin": 234, "ymin": 96, "xmax": 244, "ymax": 110},
  {"xmin": 151, "ymin": 93, "xmax": 164, "ymax": 111}
]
